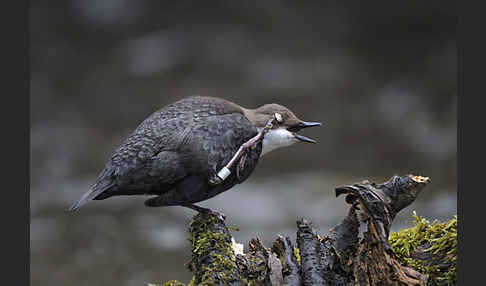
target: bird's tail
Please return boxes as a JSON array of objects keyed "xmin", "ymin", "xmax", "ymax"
[{"xmin": 68, "ymin": 179, "xmax": 115, "ymax": 211}]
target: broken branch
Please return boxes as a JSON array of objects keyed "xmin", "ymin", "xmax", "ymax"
[{"xmin": 157, "ymin": 174, "xmax": 457, "ymax": 286}]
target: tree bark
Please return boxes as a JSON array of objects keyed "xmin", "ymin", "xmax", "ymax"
[{"xmin": 160, "ymin": 174, "xmax": 456, "ymax": 286}]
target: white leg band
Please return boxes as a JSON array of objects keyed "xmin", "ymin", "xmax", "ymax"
[{"xmin": 217, "ymin": 167, "xmax": 231, "ymax": 180}]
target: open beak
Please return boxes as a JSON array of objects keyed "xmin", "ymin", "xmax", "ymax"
[{"xmin": 288, "ymin": 121, "xmax": 322, "ymax": 143}]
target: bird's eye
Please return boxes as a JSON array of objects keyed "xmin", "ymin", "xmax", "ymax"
[{"xmin": 274, "ymin": 113, "xmax": 283, "ymax": 123}]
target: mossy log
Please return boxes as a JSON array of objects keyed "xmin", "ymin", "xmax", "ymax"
[{"xmin": 156, "ymin": 174, "xmax": 457, "ymax": 286}]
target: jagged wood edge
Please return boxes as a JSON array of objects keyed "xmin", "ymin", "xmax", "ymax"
[{"xmin": 159, "ymin": 174, "xmax": 456, "ymax": 286}]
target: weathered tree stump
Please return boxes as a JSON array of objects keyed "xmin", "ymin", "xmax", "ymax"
[{"xmin": 158, "ymin": 174, "xmax": 457, "ymax": 286}]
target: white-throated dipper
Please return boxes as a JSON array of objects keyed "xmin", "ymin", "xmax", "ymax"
[{"xmin": 69, "ymin": 96, "xmax": 321, "ymax": 213}]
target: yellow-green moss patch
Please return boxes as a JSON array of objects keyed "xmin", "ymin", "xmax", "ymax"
[
  {"xmin": 389, "ymin": 211, "xmax": 457, "ymax": 285},
  {"xmin": 293, "ymin": 247, "xmax": 301, "ymax": 266},
  {"xmin": 148, "ymin": 280, "xmax": 185, "ymax": 286}
]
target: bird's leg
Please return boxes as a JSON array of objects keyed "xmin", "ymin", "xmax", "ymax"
[
  {"xmin": 208, "ymin": 174, "xmax": 224, "ymax": 185},
  {"xmin": 183, "ymin": 204, "xmax": 226, "ymax": 220},
  {"xmin": 236, "ymin": 150, "xmax": 248, "ymax": 180},
  {"xmin": 183, "ymin": 203, "xmax": 211, "ymax": 213},
  {"xmin": 209, "ymin": 117, "xmax": 276, "ymax": 185}
]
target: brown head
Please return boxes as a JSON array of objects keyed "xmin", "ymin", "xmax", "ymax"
[{"xmin": 243, "ymin": 103, "xmax": 322, "ymax": 155}]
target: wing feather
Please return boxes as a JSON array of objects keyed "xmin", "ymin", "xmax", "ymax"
[{"xmin": 69, "ymin": 96, "xmax": 257, "ymax": 209}]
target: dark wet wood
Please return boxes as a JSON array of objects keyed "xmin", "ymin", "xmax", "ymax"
[{"xmin": 181, "ymin": 174, "xmax": 433, "ymax": 286}]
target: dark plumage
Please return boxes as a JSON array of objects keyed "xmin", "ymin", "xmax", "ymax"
[{"xmin": 69, "ymin": 96, "xmax": 321, "ymax": 212}]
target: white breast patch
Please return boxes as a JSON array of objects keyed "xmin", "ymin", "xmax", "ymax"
[{"xmin": 259, "ymin": 128, "xmax": 297, "ymax": 156}]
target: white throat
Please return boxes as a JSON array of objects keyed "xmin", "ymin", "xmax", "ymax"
[{"xmin": 258, "ymin": 128, "xmax": 297, "ymax": 156}]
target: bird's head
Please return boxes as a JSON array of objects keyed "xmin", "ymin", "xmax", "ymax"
[{"xmin": 245, "ymin": 103, "xmax": 322, "ymax": 155}]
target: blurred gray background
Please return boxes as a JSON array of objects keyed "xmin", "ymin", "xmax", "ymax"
[{"xmin": 30, "ymin": 1, "xmax": 456, "ymax": 285}]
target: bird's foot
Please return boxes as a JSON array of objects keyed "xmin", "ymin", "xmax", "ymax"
[
  {"xmin": 208, "ymin": 174, "xmax": 224, "ymax": 185},
  {"xmin": 211, "ymin": 124, "xmax": 271, "ymax": 185},
  {"xmin": 210, "ymin": 210, "xmax": 226, "ymax": 221},
  {"xmin": 184, "ymin": 204, "xmax": 226, "ymax": 220},
  {"xmin": 236, "ymin": 152, "xmax": 247, "ymax": 181}
]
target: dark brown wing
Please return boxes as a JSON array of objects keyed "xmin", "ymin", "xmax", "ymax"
[{"xmin": 69, "ymin": 96, "xmax": 251, "ymax": 210}]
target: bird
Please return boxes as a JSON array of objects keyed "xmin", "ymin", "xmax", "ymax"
[{"xmin": 69, "ymin": 96, "xmax": 321, "ymax": 213}]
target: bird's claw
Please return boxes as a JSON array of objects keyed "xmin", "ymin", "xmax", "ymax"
[
  {"xmin": 208, "ymin": 174, "xmax": 223, "ymax": 185},
  {"xmin": 199, "ymin": 207, "xmax": 226, "ymax": 221},
  {"xmin": 209, "ymin": 209, "xmax": 226, "ymax": 221},
  {"xmin": 236, "ymin": 152, "xmax": 248, "ymax": 180},
  {"xmin": 185, "ymin": 204, "xmax": 226, "ymax": 220}
]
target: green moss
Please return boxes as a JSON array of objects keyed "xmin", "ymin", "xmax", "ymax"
[
  {"xmin": 186, "ymin": 276, "xmax": 195, "ymax": 286},
  {"xmin": 293, "ymin": 247, "xmax": 301, "ymax": 266},
  {"xmin": 188, "ymin": 213, "xmax": 242, "ymax": 285},
  {"xmin": 148, "ymin": 280, "xmax": 185, "ymax": 286},
  {"xmin": 157, "ymin": 276, "xmax": 197, "ymax": 286},
  {"xmin": 227, "ymin": 225, "xmax": 240, "ymax": 232},
  {"xmin": 242, "ymin": 253, "xmax": 268, "ymax": 286},
  {"xmin": 389, "ymin": 211, "xmax": 457, "ymax": 286}
]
